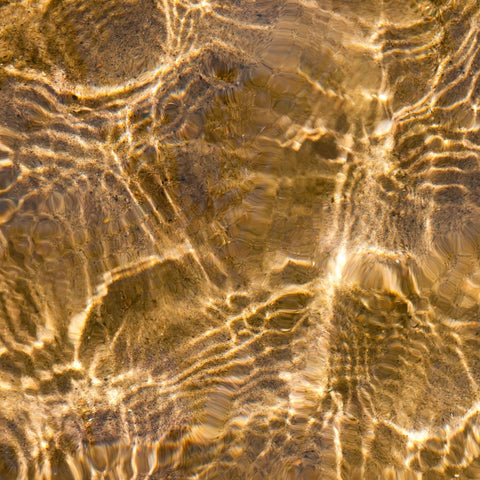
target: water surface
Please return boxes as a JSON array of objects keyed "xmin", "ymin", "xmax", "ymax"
[{"xmin": 0, "ymin": 0, "xmax": 480, "ymax": 478}]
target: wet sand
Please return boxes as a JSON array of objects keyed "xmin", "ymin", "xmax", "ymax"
[{"xmin": 1, "ymin": 0, "xmax": 480, "ymax": 478}]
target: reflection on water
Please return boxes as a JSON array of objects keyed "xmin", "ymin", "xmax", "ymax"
[{"xmin": 1, "ymin": 0, "xmax": 480, "ymax": 478}]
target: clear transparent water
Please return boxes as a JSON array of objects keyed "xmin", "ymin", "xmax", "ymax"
[{"xmin": 0, "ymin": 0, "xmax": 479, "ymax": 478}]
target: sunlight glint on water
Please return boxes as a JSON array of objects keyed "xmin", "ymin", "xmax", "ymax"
[{"xmin": 0, "ymin": 0, "xmax": 480, "ymax": 478}]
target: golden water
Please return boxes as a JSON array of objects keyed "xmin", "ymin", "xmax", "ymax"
[{"xmin": 0, "ymin": 0, "xmax": 479, "ymax": 478}]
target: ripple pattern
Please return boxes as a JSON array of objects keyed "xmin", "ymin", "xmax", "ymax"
[{"xmin": 1, "ymin": 0, "xmax": 480, "ymax": 479}]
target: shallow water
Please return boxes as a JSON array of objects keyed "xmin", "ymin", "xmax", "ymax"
[{"xmin": 1, "ymin": 0, "xmax": 480, "ymax": 478}]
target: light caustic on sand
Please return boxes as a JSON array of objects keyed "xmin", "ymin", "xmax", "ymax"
[{"xmin": 1, "ymin": 0, "xmax": 480, "ymax": 478}]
